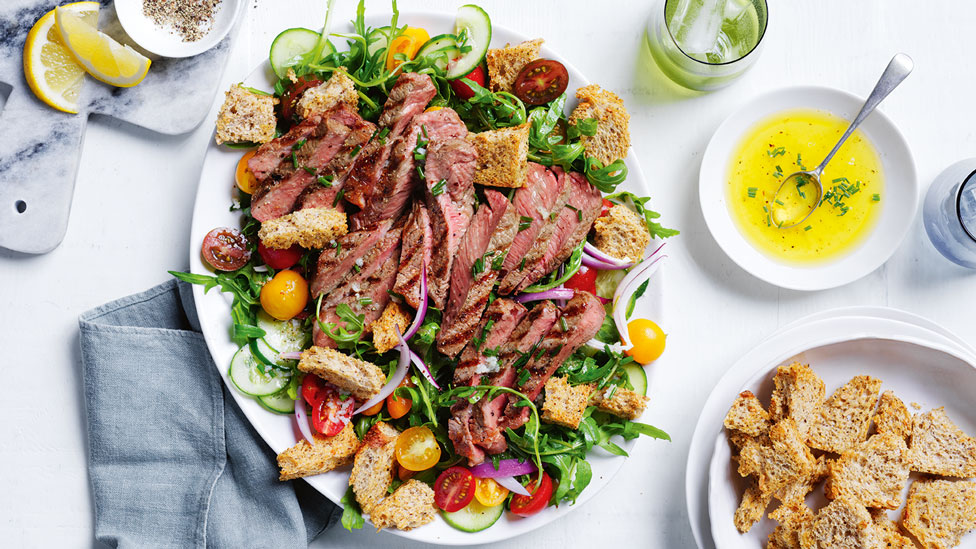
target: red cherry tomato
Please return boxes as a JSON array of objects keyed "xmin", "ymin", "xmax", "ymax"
[
  {"xmin": 301, "ymin": 373, "xmax": 326, "ymax": 407},
  {"xmin": 201, "ymin": 227, "xmax": 251, "ymax": 271},
  {"xmin": 279, "ymin": 76, "xmax": 323, "ymax": 121},
  {"xmin": 449, "ymin": 64, "xmax": 486, "ymax": 100},
  {"xmin": 258, "ymin": 241, "xmax": 303, "ymax": 270},
  {"xmin": 564, "ymin": 264, "xmax": 597, "ymax": 295},
  {"xmin": 513, "ymin": 59, "xmax": 569, "ymax": 106},
  {"xmin": 599, "ymin": 198, "xmax": 614, "ymax": 217},
  {"xmin": 433, "ymin": 466, "xmax": 476, "ymax": 512},
  {"xmin": 310, "ymin": 384, "xmax": 355, "ymax": 436},
  {"xmin": 509, "ymin": 472, "xmax": 554, "ymax": 517}
]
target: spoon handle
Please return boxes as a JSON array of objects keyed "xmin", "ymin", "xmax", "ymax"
[{"xmin": 815, "ymin": 53, "xmax": 914, "ymax": 175}]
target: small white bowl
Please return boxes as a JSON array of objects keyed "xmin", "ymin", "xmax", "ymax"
[
  {"xmin": 115, "ymin": 0, "xmax": 244, "ymax": 58},
  {"xmin": 699, "ymin": 86, "xmax": 917, "ymax": 291}
]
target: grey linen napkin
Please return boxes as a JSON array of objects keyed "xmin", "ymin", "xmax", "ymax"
[{"xmin": 79, "ymin": 279, "xmax": 339, "ymax": 548}]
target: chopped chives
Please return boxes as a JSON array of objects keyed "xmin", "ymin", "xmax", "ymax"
[
  {"xmin": 291, "ymin": 151, "xmax": 298, "ymax": 168},
  {"xmin": 747, "ymin": 187, "xmax": 758, "ymax": 198},
  {"xmin": 804, "ymin": 225, "xmax": 812, "ymax": 231},
  {"xmin": 318, "ymin": 175, "xmax": 333, "ymax": 187},
  {"xmin": 332, "ymin": 188, "xmax": 345, "ymax": 207},
  {"xmin": 431, "ymin": 179, "xmax": 447, "ymax": 196},
  {"xmin": 872, "ymin": 193, "xmax": 881, "ymax": 202},
  {"xmin": 350, "ymin": 145, "xmax": 362, "ymax": 157},
  {"xmin": 303, "ymin": 166, "xmax": 316, "ymax": 175},
  {"xmin": 775, "ymin": 199, "xmax": 785, "ymax": 206}
]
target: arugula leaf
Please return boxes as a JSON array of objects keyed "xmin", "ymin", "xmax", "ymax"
[
  {"xmin": 340, "ymin": 486, "xmax": 365, "ymax": 531},
  {"xmin": 626, "ymin": 279, "xmax": 650, "ymax": 320},
  {"xmin": 605, "ymin": 191, "xmax": 680, "ymax": 239},
  {"xmin": 594, "ymin": 315, "xmax": 620, "ymax": 345}
]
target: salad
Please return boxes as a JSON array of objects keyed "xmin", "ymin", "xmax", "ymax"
[{"xmin": 175, "ymin": 0, "xmax": 677, "ymax": 535}]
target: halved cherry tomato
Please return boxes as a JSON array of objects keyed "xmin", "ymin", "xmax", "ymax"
[
  {"xmin": 257, "ymin": 241, "xmax": 302, "ymax": 270},
  {"xmin": 513, "ymin": 59, "xmax": 569, "ymax": 106},
  {"xmin": 235, "ymin": 150, "xmax": 259, "ymax": 194},
  {"xmin": 564, "ymin": 264, "xmax": 597, "ymax": 295},
  {"xmin": 279, "ymin": 76, "xmax": 323, "ymax": 121},
  {"xmin": 386, "ymin": 27, "xmax": 430, "ymax": 71},
  {"xmin": 201, "ymin": 227, "xmax": 251, "ymax": 271},
  {"xmin": 474, "ymin": 478, "xmax": 509, "ymax": 507},
  {"xmin": 310, "ymin": 384, "xmax": 355, "ymax": 436},
  {"xmin": 386, "ymin": 377, "xmax": 413, "ymax": 419},
  {"xmin": 260, "ymin": 269, "xmax": 309, "ymax": 320},
  {"xmin": 509, "ymin": 472, "xmax": 554, "ymax": 517},
  {"xmin": 395, "ymin": 426, "xmax": 441, "ymax": 471},
  {"xmin": 424, "ymin": 105, "xmax": 444, "ymax": 112},
  {"xmin": 449, "ymin": 64, "xmax": 486, "ymax": 100},
  {"xmin": 360, "ymin": 400, "xmax": 384, "ymax": 416},
  {"xmin": 434, "ymin": 466, "xmax": 476, "ymax": 512},
  {"xmin": 301, "ymin": 373, "xmax": 327, "ymax": 407},
  {"xmin": 626, "ymin": 318, "xmax": 666, "ymax": 364},
  {"xmin": 599, "ymin": 198, "xmax": 614, "ymax": 217}
]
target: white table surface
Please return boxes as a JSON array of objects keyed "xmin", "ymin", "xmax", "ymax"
[{"xmin": 2, "ymin": 0, "xmax": 975, "ymax": 547}]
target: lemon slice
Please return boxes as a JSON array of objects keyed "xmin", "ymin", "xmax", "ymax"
[
  {"xmin": 55, "ymin": 7, "xmax": 151, "ymax": 88},
  {"xmin": 22, "ymin": 2, "xmax": 99, "ymax": 113}
]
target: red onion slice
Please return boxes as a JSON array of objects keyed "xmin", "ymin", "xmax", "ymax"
[
  {"xmin": 400, "ymin": 330, "xmax": 440, "ymax": 390},
  {"xmin": 402, "ymin": 263, "xmax": 428, "ymax": 341},
  {"xmin": 581, "ymin": 250, "xmax": 632, "ymax": 271},
  {"xmin": 279, "ymin": 351, "xmax": 303, "ymax": 360},
  {"xmin": 613, "ymin": 254, "xmax": 666, "ymax": 347},
  {"xmin": 494, "ymin": 475, "xmax": 531, "ymax": 497},
  {"xmin": 583, "ymin": 242, "xmax": 634, "ymax": 268},
  {"xmin": 294, "ymin": 391, "xmax": 315, "ymax": 444},
  {"xmin": 470, "ymin": 458, "xmax": 538, "ymax": 478},
  {"xmin": 354, "ymin": 330, "xmax": 410, "ymax": 414},
  {"xmin": 514, "ymin": 287, "xmax": 575, "ymax": 303}
]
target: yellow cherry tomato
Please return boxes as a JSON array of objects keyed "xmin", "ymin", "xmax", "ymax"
[
  {"xmin": 386, "ymin": 27, "xmax": 430, "ymax": 71},
  {"xmin": 474, "ymin": 478, "xmax": 509, "ymax": 507},
  {"xmin": 424, "ymin": 105, "xmax": 443, "ymax": 112},
  {"xmin": 625, "ymin": 318, "xmax": 666, "ymax": 365},
  {"xmin": 361, "ymin": 400, "xmax": 383, "ymax": 416},
  {"xmin": 259, "ymin": 270, "xmax": 309, "ymax": 320},
  {"xmin": 395, "ymin": 426, "xmax": 441, "ymax": 471},
  {"xmin": 235, "ymin": 150, "xmax": 259, "ymax": 194},
  {"xmin": 386, "ymin": 377, "xmax": 413, "ymax": 419}
]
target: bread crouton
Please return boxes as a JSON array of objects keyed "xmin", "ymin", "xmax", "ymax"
[
  {"xmin": 296, "ymin": 70, "xmax": 359, "ymax": 119},
  {"xmin": 776, "ymin": 454, "xmax": 828, "ymax": 505},
  {"xmin": 258, "ymin": 207, "xmax": 348, "ymax": 250},
  {"xmin": 874, "ymin": 390, "xmax": 912, "ymax": 441},
  {"xmin": 298, "ymin": 346, "xmax": 386, "ymax": 401},
  {"xmin": 589, "ymin": 385, "xmax": 649, "ymax": 420},
  {"xmin": 738, "ymin": 419, "xmax": 816, "ymax": 496},
  {"xmin": 349, "ymin": 422, "xmax": 400, "ymax": 514},
  {"xmin": 725, "ymin": 390, "xmax": 772, "ymax": 437},
  {"xmin": 901, "ymin": 478, "xmax": 976, "ymax": 549},
  {"xmin": 486, "ymin": 39, "xmax": 543, "ymax": 92},
  {"xmin": 216, "ymin": 84, "xmax": 278, "ymax": 145},
  {"xmin": 906, "ymin": 407, "xmax": 976, "ymax": 477},
  {"xmin": 371, "ymin": 302, "xmax": 411, "ymax": 354},
  {"xmin": 769, "ymin": 362, "xmax": 825, "ymax": 438},
  {"xmin": 768, "ymin": 500, "xmax": 814, "ymax": 549},
  {"xmin": 806, "ymin": 375, "xmax": 882, "ymax": 454},
  {"xmin": 735, "ymin": 481, "xmax": 772, "ymax": 533},
  {"xmin": 870, "ymin": 510, "xmax": 915, "ymax": 549},
  {"xmin": 468, "ymin": 123, "xmax": 530, "ymax": 188},
  {"xmin": 369, "ymin": 480, "xmax": 437, "ymax": 531},
  {"xmin": 798, "ymin": 497, "xmax": 877, "ymax": 549},
  {"xmin": 277, "ymin": 422, "xmax": 360, "ymax": 481},
  {"xmin": 569, "ymin": 84, "xmax": 631, "ymax": 166},
  {"xmin": 592, "ymin": 204, "xmax": 651, "ymax": 263},
  {"xmin": 541, "ymin": 376, "xmax": 592, "ymax": 429},
  {"xmin": 825, "ymin": 433, "xmax": 910, "ymax": 509}
]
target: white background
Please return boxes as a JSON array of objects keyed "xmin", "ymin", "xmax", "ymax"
[{"xmin": 2, "ymin": 0, "xmax": 976, "ymax": 547}]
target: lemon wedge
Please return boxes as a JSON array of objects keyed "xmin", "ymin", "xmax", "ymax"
[
  {"xmin": 55, "ymin": 6, "xmax": 151, "ymax": 88},
  {"xmin": 23, "ymin": 2, "xmax": 99, "ymax": 113}
]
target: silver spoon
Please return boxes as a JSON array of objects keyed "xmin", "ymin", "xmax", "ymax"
[{"xmin": 770, "ymin": 53, "xmax": 914, "ymax": 229}]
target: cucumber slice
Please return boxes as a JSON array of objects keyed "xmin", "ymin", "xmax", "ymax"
[
  {"xmin": 252, "ymin": 311, "xmax": 309, "ymax": 366},
  {"xmin": 258, "ymin": 389, "xmax": 296, "ymax": 414},
  {"xmin": 441, "ymin": 500, "xmax": 504, "ymax": 532},
  {"xmin": 447, "ymin": 5, "xmax": 491, "ymax": 79},
  {"xmin": 229, "ymin": 345, "xmax": 292, "ymax": 397},
  {"xmin": 269, "ymin": 28, "xmax": 336, "ymax": 78},
  {"xmin": 622, "ymin": 363, "xmax": 648, "ymax": 396},
  {"xmin": 416, "ymin": 33, "xmax": 461, "ymax": 72}
]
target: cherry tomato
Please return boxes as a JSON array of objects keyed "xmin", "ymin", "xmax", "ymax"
[
  {"xmin": 434, "ymin": 466, "xmax": 476, "ymax": 512},
  {"xmin": 360, "ymin": 400, "xmax": 384, "ymax": 416},
  {"xmin": 201, "ymin": 227, "xmax": 251, "ymax": 272},
  {"xmin": 279, "ymin": 76, "xmax": 323, "ymax": 121},
  {"xmin": 449, "ymin": 64, "xmax": 486, "ymax": 100},
  {"xmin": 386, "ymin": 377, "xmax": 413, "ymax": 419},
  {"xmin": 310, "ymin": 384, "xmax": 355, "ymax": 436},
  {"xmin": 599, "ymin": 198, "xmax": 614, "ymax": 217},
  {"xmin": 397, "ymin": 463, "xmax": 415, "ymax": 482},
  {"xmin": 513, "ymin": 59, "xmax": 569, "ymax": 106},
  {"xmin": 257, "ymin": 241, "xmax": 302, "ymax": 270},
  {"xmin": 386, "ymin": 27, "xmax": 430, "ymax": 71},
  {"xmin": 564, "ymin": 264, "xmax": 597, "ymax": 295},
  {"xmin": 474, "ymin": 478, "xmax": 509, "ymax": 507},
  {"xmin": 260, "ymin": 270, "xmax": 309, "ymax": 320},
  {"xmin": 235, "ymin": 150, "xmax": 259, "ymax": 194},
  {"xmin": 509, "ymin": 472, "xmax": 554, "ymax": 517},
  {"xmin": 301, "ymin": 373, "xmax": 327, "ymax": 407},
  {"xmin": 395, "ymin": 426, "xmax": 442, "ymax": 471},
  {"xmin": 626, "ymin": 318, "xmax": 667, "ymax": 364}
]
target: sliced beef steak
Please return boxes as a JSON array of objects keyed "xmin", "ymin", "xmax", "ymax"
[
  {"xmin": 247, "ymin": 115, "xmax": 321, "ymax": 182},
  {"xmin": 393, "ymin": 200, "xmax": 432, "ymax": 309},
  {"xmin": 377, "ymin": 72, "xmax": 439, "ymax": 140},
  {"xmin": 452, "ymin": 299, "xmax": 528, "ymax": 386},
  {"xmin": 497, "ymin": 163, "xmax": 562, "ymax": 286},
  {"xmin": 310, "ymin": 221, "xmax": 392, "ymax": 298}
]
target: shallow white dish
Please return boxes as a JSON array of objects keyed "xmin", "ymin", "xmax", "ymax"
[
  {"xmin": 699, "ymin": 86, "xmax": 918, "ymax": 291},
  {"xmin": 188, "ymin": 11, "xmax": 661, "ymax": 545},
  {"xmin": 115, "ymin": 0, "xmax": 244, "ymax": 58}
]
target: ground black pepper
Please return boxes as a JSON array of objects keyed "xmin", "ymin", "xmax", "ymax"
[{"xmin": 142, "ymin": 0, "xmax": 223, "ymax": 43}]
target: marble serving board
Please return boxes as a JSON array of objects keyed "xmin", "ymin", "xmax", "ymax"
[{"xmin": 0, "ymin": 0, "xmax": 242, "ymax": 254}]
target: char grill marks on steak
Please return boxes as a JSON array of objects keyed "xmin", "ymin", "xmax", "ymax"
[
  {"xmin": 310, "ymin": 221, "xmax": 392, "ymax": 298},
  {"xmin": 247, "ymin": 115, "xmax": 321, "ymax": 182},
  {"xmin": 393, "ymin": 200, "xmax": 432, "ymax": 309},
  {"xmin": 497, "ymin": 162, "xmax": 563, "ymax": 284},
  {"xmin": 436, "ymin": 190, "xmax": 519, "ymax": 358}
]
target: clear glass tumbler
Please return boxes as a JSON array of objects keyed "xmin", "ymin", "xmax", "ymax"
[
  {"xmin": 644, "ymin": 0, "xmax": 768, "ymax": 91},
  {"xmin": 923, "ymin": 159, "xmax": 976, "ymax": 268}
]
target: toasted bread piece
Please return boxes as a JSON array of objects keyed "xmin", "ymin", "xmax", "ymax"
[
  {"xmin": 349, "ymin": 422, "xmax": 399, "ymax": 514},
  {"xmin": 589, "ymin": 385, "xmax": 649, "ymax": 420},
  {"xmin": 738, "ymin": 419, "xmax": 816, "ymax": 496},
  {"xmin": 296, "ymin": 70, "xmax": 359, "ymax": 119},
  {"xmin": 825, "ymin": 433, "xmax": 910, "ymax": 509},
  {"xmin": 215, "ymin": 84, "xmax": 278, "ymax": 145},
  {"xmin": 806, "ymin": 375, "xmax": 883, "ymax": 454},
  {"xmin": 874, "ymin": 390, "xmax": 913, "ymax": 441},
  {"xmin": 776, "ymin": 454, "xmax": 829, "ymax": 505},
  {"xmin": 592, "ymin": 204, "xmax": 651, "ymax": 264},
  {"xmin": 258, "ymin": 207, "xmax": 348, "ymax": 250},
  {"xmin": 468, "ymin": 123, "xmax": 530, "ymax": 188},
  {"xmin": 486, "ymin": 39, "xmax": 543, "ymax": 92},
  {"xmin": 768, "ymin": 501, "xmax": 815, "ymax": 549},
  {"xmin": 901, "ymin": 478, "xmax": 976, "ymax": 549},
  {"xmin": 569, "ymin": 84, "xmax": 631, "ymax": 166},
  {"xmin": 906, "ymin": 407, "xmax": 976, "ymax": 477},
  {"xmin": 725, "ymin": 390, "xmax": 772, "ymax": 437},
  {"xmin": 370, "ymin": 302, "xmax": 411, "ymax": 354},
  {"xmin": 870, "ymin": 510, "xmax": 915, "ymax": 549},
  {"xmin": 735, "ymin": 481, "xmax": 772, "ymax": 533},
  {"xmin": 369, "ymin": 479, "xmax": 437, "ymax": 531},
  {"xmin": 541, "ymin": 376, "xmax": 592, "ymax": 429},
  {"xmin": 298, "ymin": 346, "xmax": 386, "ymax": 401},
  {"xmin": 798, "ymin": 497, "xmax": 877, "ymax": 549},
  {"xmin": 277, "ymin": 422, "xmax": 360, "ymax": 480},
  {"xmin": 769, "ymin": 362, "xmax": 825, "ymax": 438}
]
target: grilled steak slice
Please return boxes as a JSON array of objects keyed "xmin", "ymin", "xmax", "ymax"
[
  {"xmin": 513, "ymin": 169, "xmax": 603, "ymax": 293},
  {"xmin": 295, "ymin": 109, "xmax": 377, "ymax": 211},
  {"xmin": 378, "ymin": 72, "xmax": 439, "ymax": 141},
  {"xmin": 437, "ymin": 190, "xmax": 519, "ymax": 357},
  {"xmin": 448, "ymin": 406, "xmax": 485, "ymax": 465},
  {"xmin": 310, "ymin": 221, "xmax": 392, "ymax": 298},
  {"xmin": 452, "ymin": 299, "xmax": 528, "ymax": 386},
  {"xmin": 393, "ymin": 200, "xmax": 432, "ymax": 309},
  {"xmin": 247, "ymin": 115, "xmax": 321, "ymax": 182},
  {"xmin": 497, "ymin": 163, "xmax": 562, "ymax": 286}
]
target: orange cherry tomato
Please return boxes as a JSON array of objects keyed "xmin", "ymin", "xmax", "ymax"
[
  {"xmin": 625, "ymin": 318, "xmax": 666, "ymax": 364},
  {"xmin": 259, "ymin": 270, "xmax": 309, "ymax": 320},
  {"xmin": 395, "ymin": 426, "xmax": 441, "ymax": 471},
  {"xmin": 474, "ymin": 478, "xmax": 509, "ymax": 507},
  {"xmin": 360, "ymin": 400, "xmax": 383, "ymax": 416},
  {"xmin": 424, "ymin": 105, "xmax": 444, "ymax": 112},
  {"xmin": 397, "ymin": 463, "xmax": 415, "ymax": 482},
  {"xmin": 235, "ymin": 150, "xmax": 259, "ymax": 194},
  {"xmin": 386, "ymin": 27, "xmax": 430, "ymax": 71},
  {"xmin": 386, "ymin": 377, "xmax": 413, "ymax": 419}
]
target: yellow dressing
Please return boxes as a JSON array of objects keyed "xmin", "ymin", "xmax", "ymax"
[{"xmin": 726, "ymin": 109, "xmax": 883, "ymax": 264}]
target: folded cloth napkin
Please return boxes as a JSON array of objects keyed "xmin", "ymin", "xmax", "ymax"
[{"xmin": 79, "ymin": 279, "xmax": 339, "ymax": 548}]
